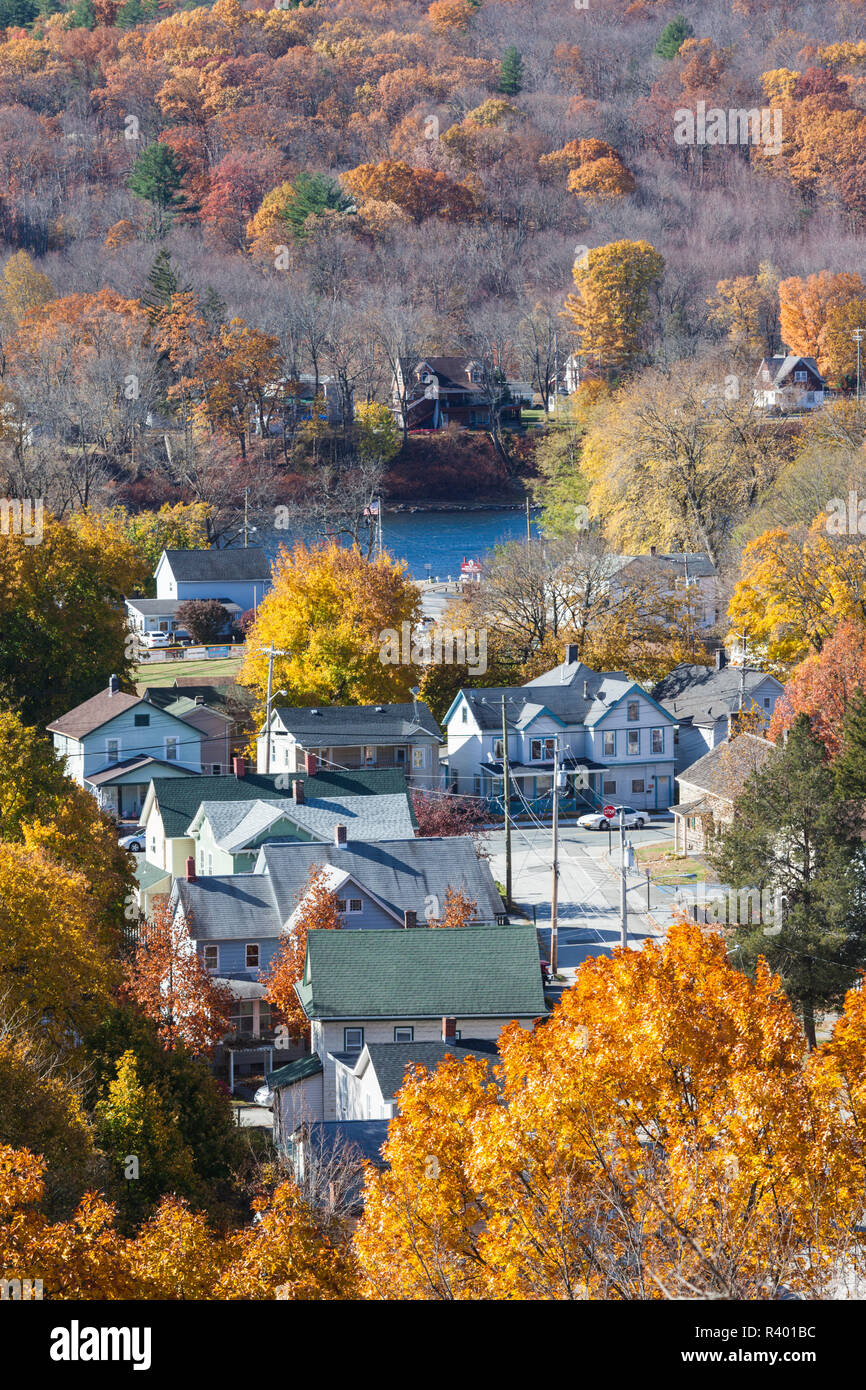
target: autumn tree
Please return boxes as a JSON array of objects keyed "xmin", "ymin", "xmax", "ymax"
[
  {"xmin": 341, "ymin": 161, "xmax": 477, "ymax": 223},
  {"xmin": 411, "ymin": 790, "xmax": 489, "ymax": 845},
  {"xmin": 564, "ymin": 240, "xmax": 664, "ymax": 371},
  {"xmin": 175, "ymin": 599, "xmax": 230, "ymax": 644},
  {"xmin": 709, "ymin": 716, "xmax": 866, "ymax": 1049},
  {"xmin": 768, "ymin": 620, "xmax": 866, "ymax": 756},
  {"xmin": 778, "ymin": 271, "xmax": 865, "ymax": 374},
  {"xmin": 239, "ymin": 540, "xmax": 422, "ymax": 711},
  {"xmin": 355, "ymin": 920, "xmax": 847, "ymax": 1299},
  {"xmin": 124, "ymin": 899, "xmax": 233, "ymax": 1056},
  {"xmin": 0, "ymin": 250, "xmax": 54, "ymax": 330},
  {"xmin": 428, "ymin": 886, "xmax": 478, "ymax": 928},
  {"xmin": 709, "ymin": 262, "xmax": 781, "ymax": 358},
  {"xmin": 263, "ymin": 866, "xmax": 341, "ymax": 1042}
]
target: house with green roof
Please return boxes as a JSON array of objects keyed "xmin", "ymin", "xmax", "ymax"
[
  {"xmin": 268, "ymin": 925, "xmax": 546, "ymax": 1129},
  {"xmin": 139, "ymin": 762, "xmax": 413, "ymax": 883}
]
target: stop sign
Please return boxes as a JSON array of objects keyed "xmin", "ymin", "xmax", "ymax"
[{"xmin": 602, "ymin": 804, "xmax": 616, "ymax": 819}]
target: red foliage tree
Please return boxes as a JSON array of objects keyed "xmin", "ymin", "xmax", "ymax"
[{"xmin": 769, "ymin": 620, "xmax": 866, "ymax": 759}]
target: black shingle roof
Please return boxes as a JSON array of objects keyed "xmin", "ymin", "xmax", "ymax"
[{"xmin": 158, "ymin": 547, "xmax": 271, "ymax": 582}]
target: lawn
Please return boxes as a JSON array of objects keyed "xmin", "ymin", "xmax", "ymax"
[
  {"xmin": 134, "ymin": 654, "xmax": 245, "ymax": 688},
  {"xmin": 635, "ymin": 844, "xmax": 718, "ymax": 886}
]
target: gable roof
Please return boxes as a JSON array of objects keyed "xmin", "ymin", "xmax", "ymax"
[
  {"xmin": 86, "ymin": 754, "xmax": 195, "ymax": 787},
  {"xmin": 145, "ymin": 768, "xmax": 410, "ymax": 839},
  {"xmin": 47, "ymin": 688, "xmax": 141, "ymax": 739},
  {"xmin": 175, "ymin": 872, "xmax": 280, "ymax": 940},
  {"xmin": 297, "ymin": 925, "xmax": 546, "ymax": 1020},
  {"xmin": 272, "ymin": 701, "xmax": 441, "ymax": 742},
  {"xmin": 156, "ymin": 547, "xmax": 271, "ymax": 583},
  {"xmin": 446, "ymin": 674, "xmax": 673, "ymax": 733},
  {"xmin": 652, "ymin": 664, "xmax": 784, "ymax": 725},
  {"xmin": 143, "ymin": 684, "xmax": 234, "ymax": 712},
  {"xmin": 351, "ymin": 1039, "xmax": 499, "ymax": 1101},
  {"xmin": 258, "ymin": 836, "xmax": 504, "ymax": 926},
  {"xmin": 194, "ymin": 792, "xmax": 415, "ymax": 851},
  {"xmin": 756, "ymin": 354, "xmax": 825, "ymax": 388},
  {"xmin": 266, "ymin": 1054, "xmax": 323, "ymax": 1089},
  {"xmin": 677, "ymin": 733, "xmax": 777, "ymax": 801}
]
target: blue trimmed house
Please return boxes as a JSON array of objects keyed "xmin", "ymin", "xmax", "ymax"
[{"xmin": 441, "ymin": 645, "xmax": 678, "ymax": 814}]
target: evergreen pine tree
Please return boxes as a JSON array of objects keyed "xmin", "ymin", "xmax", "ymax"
[
  {"xmin": 280, "ymin": 172, "xmax": 355, "ymax": 240},
  {"xmin": 708, "ymin": 716, "xmax": 866, "ymax": 1048},
  {"xmin": 498, "ymin": 46, "xmax": 524, "ymax": 96},
  {"xmin": 654, "ymin": 15, "xmax": 694, "ymax": 59},
  {"xmin": 141, "ymin": 249, "xmax": 180, "ymax": 317},
  {"xmin": 128, "ymin": 142, "xmax": 195, "ymax": 236},
  {"xmin": 68, "ymin": 0, "xmax": 95, "ymax": 26},
  {"xmin": 200, "ymin": 286, "xmax": 227, "ymax": 332},
  {"xmin": 835, "ymin": 686, "xmax": 866, "ymax": 801}
]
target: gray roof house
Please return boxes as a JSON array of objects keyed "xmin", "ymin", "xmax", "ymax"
[
  {"xmin": 257, "ymin": 701, "xmax": 443, "ymax": 789},
  {"xmin": 152, "ymin": 546, "xmax": 271, "ymax": 613},
  {"xmin": 672, "ymin": 732, "xmax": 777, "ymax": 856},
  {"xmin": 754, "ymin": 354, "xmax": 826, "ymax": 412},
  {"xmin": 269, "ymin": 925, "xmax": 544, "ymax": 1128},
  {"xmin": 652, "ymin": 653, "xmax": 784, "ymax": 773},
  {"xmin": 443, "ymin": 646, "xmax": 678, "ymax": 814}
]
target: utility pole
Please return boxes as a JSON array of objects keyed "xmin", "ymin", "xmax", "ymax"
[
  {"xmin": 525, "ymin": 496, "xmax": 531, "ymax": 552},
  {"xmin": 551, "ymin": 737, "xmax": 560, "ymax": 974},
  {"xmin": 243, "ymin": 488, "xmax": 249, "ymax": 548},
  {"xmin": 854, "ymin": 327, "xmax": 864, "ymax": 403},
  {"xmin": 501, "ymin": 695, "xmax": 512, "ymax": 909},
  {"xmin": 553, "ymin": 331, "xmax": 559, "ymax": 416},
  {"xmin": 619, "ymin": 812, "xmax": 628, "ymax": 950}
]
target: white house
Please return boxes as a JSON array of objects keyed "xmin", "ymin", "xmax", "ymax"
[
  {"xmin": 47, "ymin": 676, "xmax": 204, "ymax": 820},
  {"xmin": 754, "ymin": 355, "xmax": 826, "ymax": 411},
  {"xmin": 442, "ymin": 646, "xmax": 678, "ymax": 813},
  {"xmin": 153, "ymin": 547, "xmax": 272, "ymax": 614},
  {"xmin": 257, "ymin": 702, "xmax": 443, "ymax": 789},
  {"xmin": 652, "ymin": 653, "xmax": 785, "ymax": 774}
]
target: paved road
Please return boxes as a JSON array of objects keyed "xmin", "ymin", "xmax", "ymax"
[{"xmin": 483, "ymin": 822, "xmax": 676, "ymax": 982}]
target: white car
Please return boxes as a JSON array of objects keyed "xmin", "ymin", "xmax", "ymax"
[
  {"xmin": 143, "ymin": 631, "xmax": 172, "ymax": 648},
  {"xmin": 118, "ymin": 827, "xmax": 145, "ymax": 853},
  {"xmin": 577, "ymin": 805, "xmax": 647, "ymax": 831}
]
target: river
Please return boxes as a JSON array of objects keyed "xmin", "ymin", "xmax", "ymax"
[{"xmin": 259, "ymin": 506, "xmax": 542, "ymax": 580}]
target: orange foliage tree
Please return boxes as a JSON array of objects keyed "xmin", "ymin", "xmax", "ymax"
[
  {"xmin": 778, "ymin": 270, "xmax": 865, "ymax": 374},
  {"xmin": 341, "ymin": 160, "xmax": 478, "ymax": 222},
  {"xmin": 769, "ymin": 619, "xmax": 866, "ymax": 758},
  {"xmin": 263, "ymin": 866, "xmax": 342, "ymax": 1042},
  {"xmin": 123, "ymin": 898, "xmax": 233, "ymax": 1056}
]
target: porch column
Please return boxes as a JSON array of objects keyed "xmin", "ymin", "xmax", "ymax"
[{"xmin": 229, "ymin": 1049, "xmax": 234, "ymax": 1095}]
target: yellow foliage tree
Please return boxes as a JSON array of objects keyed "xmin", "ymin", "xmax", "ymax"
[
  {"xmin": 564, "ymin": 239, "xmax": 664, "ymax": 370},
  {"xmin": 0, "ymin": 250, "xmax": 55, "ymax": 329},
  {"xmin": 238, "ymin": 540, "xmax": 422, "ymax": 715}
]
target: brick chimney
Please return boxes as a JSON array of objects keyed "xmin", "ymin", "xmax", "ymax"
[
  {"xmin": 292, "ymin": 778, "xmax": 304, "ymax": 805},
  {"xmin": 564, "ymin": 643, "xmax": 578, "ymax": 665},
  {"xmin": 233, "ymin": 755, "xmax": 246, "ymax": 778},
  {"xmin": 442, "ymin": 1016, "xmax": 457, "ymax": 1040},
  {"xmin": 304, "ymin": 751, "xmax": 317, "ymax": 777},
  {"xmin": 185, "ymin": 856, "xmax": 196, "ymax": 882},
  {"xmin": 403, "ymin": 909, "xmax": 417, "ymax": 929},
  {"xmin": 108, "ymin": 674, "xmax": 119, "ymax": 695},
  {"xmin": 335, "ymin": 824, "xmax": 347, "ymax": 847}
]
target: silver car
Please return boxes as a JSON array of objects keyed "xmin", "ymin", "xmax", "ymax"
[{"xmin": 577, "ymin": 805, "xmax": 647, "ymax": 831}]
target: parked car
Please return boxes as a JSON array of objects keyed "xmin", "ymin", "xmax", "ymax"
[
  {"xmin": 118, "ymin": 827, "xmax": 145, "ymax": 852},
  {"xmin": 143, "ymin": 632, "xmax": 172, "ymax": 648},
  {"xmin": 577, "ymin": 805, "xmax": 647, "ymax": 831}
]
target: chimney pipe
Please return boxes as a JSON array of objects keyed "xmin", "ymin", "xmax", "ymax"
[
  {"xmin": 715, "ymin": 648, "xmax": 726, "ymax": 671},
  {"xmin": 335, "ymin": 824, "xmax": 347, "ymax": 847},
  {"xmin": 564, "ymin": 643, "xmax": 578, "ymax": 666},
  {"xmin": 292, "ymin": 778, "xmax": 304, "ymax": 805},
  {"xmin": 403, "ymin": 909, "xmax": 417, "ymax": 929},
  {"xmin": 233, "ymin": 755, "xmax": 246, "ymax": 778},
  {"xmin": 109, "ymin": 674, "xmax": 119, "ymax": 695},
  {"xmin": 442, "ymin": 1016, "xmax": 457, "ymax": 1040},
  {"xmin": 304, "ymin": 751, "xmax": 317, "ymax": 777},
  {"xmin": 650, "ymin": 545, "xmax": 657, "ymax": 556},
  {"xmin": 185, "ymin": 856, "xmax": 196, "ymax": 882}
]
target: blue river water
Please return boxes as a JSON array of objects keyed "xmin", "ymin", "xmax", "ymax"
[{"xmin": 259, "ymin": 507, "xmax": 542, "ymax": 580}]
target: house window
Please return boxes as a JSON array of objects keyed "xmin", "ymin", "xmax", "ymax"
[
  {"xmin": 651, "ymin": 729, "xmax": 664, "ymax": 754},
  {"xmin": 493, "ymin": 738, "xmax": 504, "ymax": 759},
  {"xmin": 203, "ymin": 944, "xmax": 219, "ymax": 971},
  {"xmin": 106, "ymin": 739, "xmax": 119, "ymax": 763},
  {"xmin": 207, "ymin": 853, "xmax": 212, "ymax": 874},
  {"xmin": 474, "ymin": 776, "xmax": 481, "ymax": 795},
  {"xmin": 603, "ymin": 779, "xmax": 617, "ymax": 795},
  {"xmin": 394, "ymin": 1026, "xmax": 414, "ymax": 1042},
  {"xmin": 794, "ymin": 370, "xmax": 807, "ymax": 381},
  {"xmin": 461, "ymin": 705, "xmax": 467, "ymax": 723},
  {"xmin": 632, "ymin": 779, "xmax": 645, "ymax": 794},
  {"xmin": 627, "ymin": 701, "xmax": 639, "ymax": 722},
  {"xmin": 395, "ymin": 746, "xmax": 406, "ymax": 764},
  {"xmin": 245, "ymin": 944, "xmax": 260, "ymax": 970},
  {"xmin": 627, "ymin": 730, "xmax": 640, "ymax": 755},
  {"xmin": 603, "ymin": 731, "xmax": 615, "ymax": 757},
  {"xmin": 336, "ymin": 899, "xmax": 347, "ymax": 912},
  {"xmin": 344, "ymin": 1027, "xmax": 364, "ymax": 1052},
  {"xmin": 763, "ymin": 697, "xmax": 771, "ymax": 709},
  {"xmin": 412, "ymin": 746, "xmax": 427, "ymax": 769},
  {"xmin": 259, "ymin": 1001, "xmax": 272, "ymax": 1034},
  {"xmin": 165, "ymin": 737, "xmax": 178, "ymax": 761},
  {"xmin": 231, "ymin": 1001, "xmax": 255, "ymax": 1037},
  {"xmin": 212, "ymin": 764, "xmax": 222, "ymax": 775},
  {"xmin": 530, "ymin": 737, "xmax": 555, "ymax": 761},
  {"xmin": 134, "ymin": 712, "xmax": 150, "ymax": 727},
  {"xmin": 349, "ymin": 898, "xmax": 363, "ymax": 913}
]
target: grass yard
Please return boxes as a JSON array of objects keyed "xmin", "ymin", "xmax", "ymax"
[
  {"xmin": 635, "ymin": 844, "xmax": 718, "ymax": 886},
  {"xmin": 134, "ymin": 654, "xmax": 245, "ymax": 688}
]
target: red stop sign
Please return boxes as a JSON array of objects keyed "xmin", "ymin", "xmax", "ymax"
[{"xmin": 602, "ymin": 804, "xmax": 616, "ymax": 819}]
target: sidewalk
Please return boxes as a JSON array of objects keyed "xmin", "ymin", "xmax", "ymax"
[{"xmin": 599, "ymin": 841, "xmax": 698, "ymax": 936}]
